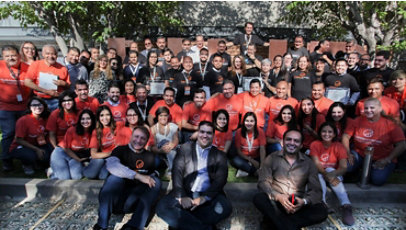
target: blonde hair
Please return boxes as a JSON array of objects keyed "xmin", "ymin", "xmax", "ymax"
[{"xmin": 91, "ymin": 54, "xmax": 113, "ymax": 80}]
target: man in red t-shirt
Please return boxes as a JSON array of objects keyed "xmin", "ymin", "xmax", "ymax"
[
  {"xmin": 148, "ymin": 87, "xmax": 183, "ymax": 128},
  {"xmin": 268, "ymin": 81, "xmax": 299, "ymax": 120},
  {"xmin": 74, "ymin": 79, "xmax": 100, "ymax": 114},
  {"xmin": 25, "ymin": 44, "xmax": 70, "ymax": 111},
  {"xmin": 103, "ymin": 83, "xmax": 128, "ymax": 124},
  {"xmin": 206, "ymin": 80, "xmax": 243, "ymax": 131},
  {"xmin": 0, "ymin": 45, "xmax": 31, "ymax": 171},
  {"xmin": 312, "ymin": 81, "xmax": 333, "ymax": 116},
  {"xmin": 181, "ymin": 89, "xmax": 211, "ymax": 142}
]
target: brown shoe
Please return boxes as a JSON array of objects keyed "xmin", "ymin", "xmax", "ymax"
[{"xmin": 341, "ymin": 204, "xmax": 355, "ymax": 226}]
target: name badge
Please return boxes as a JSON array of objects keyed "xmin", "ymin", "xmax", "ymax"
[
  {"xmin": 184, "ymin": 86, "xmax": 191, "ymax": 95},
  {"xmin": 16, "ymin": 94, "xmax": 23, "ymax": 102},
  {"xmin": 37, "ymin": 135, "xmax": 46, "ymax": 146}
]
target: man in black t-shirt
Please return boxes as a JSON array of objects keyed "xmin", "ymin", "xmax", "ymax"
[
  {"xmin": 93, "ymin": 126, "xmax": 161, "ymax": 230},
  {"xmin": 208, "ymin": 40, "xmax": 231, "ymax": 74},
  {"xmin": 245, "ymin": 43, "xmax": 263, "ymax": 76},
  {"xmin": 205, "ymin": 53, "xmax": 227, "ymax": 96}
]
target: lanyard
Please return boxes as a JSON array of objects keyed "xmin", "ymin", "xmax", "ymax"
[
  {"xmin": 138, "ymin": 101, "xmax": 147, "ymax": 120},
  {"xmin": 7, "ymin": 64, "xmax": 22, "ymax": 92},
  {"xmin": 130, "ymin": 64, "xmax": 139, "ymax": 76},
  {"xmin": 150, "ymin": 67, "xmax": 157, "ymax": 81},
  {"xmin": 246, "ymin": 133, "xmax": 254, "ymax": 152},
  {"xmin": 199, "ymin": 62, "xmax": 208, "ymax": 78},
  {"xmin": 245, "ymin": 34, "xmax": 252, "ymax": 49},
  {"xmin": 236, "ymin": 72, "xmax": 242, "ymax": 85},
  {"xmin": 182, "ymin": 71, "xmax": 191, "ymax": 85}
]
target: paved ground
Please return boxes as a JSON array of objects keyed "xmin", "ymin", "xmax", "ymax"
[{"xmin": 1, "ymin": 197, "xmax": 405, "ymax": 230}]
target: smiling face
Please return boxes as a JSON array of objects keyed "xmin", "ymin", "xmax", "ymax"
[
  {"xmin": 331, "ymin": 106, "xmax": 344, "ymax": 122},
  {"xmin": 61, "ymin": 95, "xmax": 74, "ymax": 111},
  {"xmin": 320, "ymin": 125, "xmax": 335, "ymax": 142},
  {"xmin": 129, "ymin": 53, "xmax": 138, "ymax": 65},
  {"xmin": 126, "ymin": 108, "xmax": 139, "ymax": 126},
  {"xmin": 301, "ymin": 99, "xmax": 314, "ymax": 115},
  {"xmin": 367, "ymin": 82, "xmax": 383, "ymax": 99},
  {"xmin": 75, "ymin": 84, "xmax": 89, "ymax": 101},
  {"xmin": 276, "ymin": 81, "xmax": 288, "ymax": 99},
  {"xmin": 274, "ymin": 56, "xmax": 282, "ymax": 68},
  {"xmin": 245, "ymin": 23, "xmax": 254, "ymax": 35},
  {"xmin": 163, "ymin": 90, "xmax": 175, "ymax": 106},
  {"xmin": 124, "ymin": 81, "xmax": 135, "ymax": 94},
  {"xmin": 363, "ymin": 100, "xmax": 382, "ymax": 120},
  {"xmin": 212, "ymin": 56, "xmax": 223, "ymax": 70},
  {"xmin": 223, "ymin": 83, "xmax": 235, "ymax": 99},
  {"xmin": 130, "ymin": 128, "xmax": 148, "ymax": 151},
  {"xmin": 193, "ymin": 92, "xmax": 206, "ymax": 108},
  {"xmin": 216, "ymin": 113, "xmax": 227, "ymax": 129},
  {"xmin": 234, "ymin": 57, "xmax": 242, "ymax": 69},
  {"xmin": 298, "ymin": 56, "xmax": 308, "ymax": 71},
  {"xmin": 149, "ymin": 52, "xmax": 158, "ymax": 66},
  {"xmin": 294, "ymin": 37, "xmax": 304, "ymax": 49},
  {"xmin": 244, "ymin": 115, "xmax": 256, "ymax": 132},
  {"xmin": 281, "ymin": 108, "xmax": 292, "ymax": 123},
  {"xmin": 108, "ymin": 86, "xmax": 121, "ymax": 103},
  {"xmin": 312, "ymin": 83, "xmax": 325, "ymax": 100},
  {"xmin": 80, "ymin": 113, "xmax": 92, "ymax": 129},
  {"xmin": 335, "ymin": 60, "xmax": 348, "ymax": 75},
  {"xmin": 30, "ymin": 99, "xmax": 44, "ymax": 116},
  {"xmin": 2, "ymin": 49, "xmax": 20, "ymax": 67},
  {"xmin": 99, "ymin": 57, "xmax": 108, "ymax": 69},
  {"xmin": 99, "ymin": 109, "xmax": 111, "ymax": 127},
  {"xmin": 182, "ymin": 57, "xmax": 193, "ymax": 72},
  {"xmin": 158, "ymin": 112, "xmax": 169, "ymax": 125},
  {"xmin": 22, "ymin": 42, "xmax": 35, "ymax": 59},
  {"xmin": 393, "ymin": 75, "xmax": 406, "ymax": 90},
  {"xmin": 42, "ymin": 46, "xmax": 57, "ymax": 65},
  {"xmin": 283, "ymin": 130, "xmax": 302, "ymax": 155},
  {"xmin": 249, "ymin": 82, "xmax": 261, "ymax": 96},
  {"xmin": 197, "ymin": 124, "xmax": 214, "ymax": 148}
]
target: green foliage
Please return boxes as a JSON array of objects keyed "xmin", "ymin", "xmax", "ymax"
[{"xmin": 0, "ymin": 1, "xmax": 182, "ymax": 45}]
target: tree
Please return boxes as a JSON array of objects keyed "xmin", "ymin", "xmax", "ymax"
[
  {"xmin": 281, "ymin": 1, "xmax": 406, "ymax": 66},
  {"xmin": 0, "ymin": 1, "xmax": 182, "ymax": 56}
]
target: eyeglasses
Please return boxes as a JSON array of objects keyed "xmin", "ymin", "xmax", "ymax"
[
  {"xmin": 111, "ymin": 62, "xmax": 118, "ymax": 66},
  {"xmin": 62, "ymin": 99, "xmax": 73, "ymax": 103},
  {"xmin": 30, "ymin": 103, "xmax": 43, "ymax": 107},
  {"xmin": 127, "ymin": 113, "xmax": 138, "ymax": 117},
  {"xmin": 23, "ymin": 47, "xmax": 35, "ymax": 51}
]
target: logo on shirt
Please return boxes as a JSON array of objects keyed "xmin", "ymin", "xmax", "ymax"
[
  {"xmin": 67, "ymin": 118, "xmax": 75, "ymax": 126},
  {"xmin": 226, "ymin": 104, "xmax": 233, "ymax": 111},
  {"xmin": 334, "ymin": 80, "xmax": 342, "ymax": 87},
  {"xmin": 193, "ymin": 114, "xmax": 201, "ymax": 122},
  {"xmin": 81, "ymin": 136, "xmax": 88, "ymax": 146},
  {"xmin": 136, "ymin": 159, "xmax": 144, "ymax": 169},
  {"xmin": 362, "ymin": 128, "xmax": 374, "ymax": 138},
  {"xmin": 113, "ymin": 111, "xmax": 122, "ymax": 118},
  {"xmin": 106, "ymin": 132, "xmax": 114, "ymax": 141},
  {"xmin": 276, "ymin": 103, "xmax": 283, "ymax": 110},
  {"xmin": 37, "ymin": 125, "xmax": 45, "ymax": 133},
  {"xmin": 320, "ymin": 153, "xmax": 330, "ymax": 162}
]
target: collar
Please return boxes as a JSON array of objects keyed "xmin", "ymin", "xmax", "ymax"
[
  {"xmin": 107, "ymin": 99, "xmax": 120, "ymax": 106},
  {"xmin": 212, "ymin": 67, "xmax": 221, "ymax": 73},
  {"xmin": 276, "ymin": 150, "xmax": 306, "ymax": 161}
]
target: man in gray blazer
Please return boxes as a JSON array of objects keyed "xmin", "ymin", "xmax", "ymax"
[{"xmin": 156, "ymin": 121, "xmax": 232, "ymax": 230}]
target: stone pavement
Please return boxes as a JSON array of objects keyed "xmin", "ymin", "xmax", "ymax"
[{"xmin": 1, "ymin": 178, "xmax": 406, "ymax": 229}]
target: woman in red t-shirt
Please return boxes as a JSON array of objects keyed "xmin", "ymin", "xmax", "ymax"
[
  {"xmin": 46, "ymin": 90, "xmax": 78, "ymax": 148},
  {"xmin": 116, "ymin": 106, "xmax": 151, "ymax": 147},
  {"xmin": 298, "ymin": 97, "xmax": 325, "ymax": 152},
  {"xmin": 10, "ymin": 97, "xmax": 52, "ymax": 175},
  {"xmin": 212, "ymin": 109, "xmax": 233, "ymax": 154},
  {"xmin": 83, "ymin": 105, "xmax": 118, "ymax": 179},
  {"xmin": 120, "ymin": 79, "xmax": 137, "ymax": 105},
  {"xmin": 266, "ymin": 104, "xmax": 297, "ymax": 153},
  {"xmin": 50, "ymin": 109, "xmax": 95, "ymax": 179},
  {"xmin": 310, "ymin": 122, "xmax": 354, "ymax": 226},
  {"xmin": 232, "ymin": 112, "xmax": 266, "ymax": 176},
  {"xmin": 325, "ymin": 102, "xmax": 353, "ymax": 141}
]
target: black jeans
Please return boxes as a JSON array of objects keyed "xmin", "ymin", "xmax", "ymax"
[{"xmin": 253, "ymin": 192, "xmax": 328, "ymax": 230}]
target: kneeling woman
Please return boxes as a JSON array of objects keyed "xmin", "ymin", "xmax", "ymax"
[
  {"xmin": 50, "ymin": 110, "xmax": 95, "ymax": 179},
  {"xmin": 309, "ymin": 122, "xmax": 354, "ymax": 226},
  {"xmin": 83, "ymin": 106, "xmax": 118, "ymax": 179},
  {"xmin": 93, "ymin": 126, "xmax": 161, "ymax": 230},
  {"xmin": 232, "ymin": 112, "xmax": 266, "ymax": 176},
  {"xmin": 10, "ymin": 97, "xmax": 52, "ymax": 175}
]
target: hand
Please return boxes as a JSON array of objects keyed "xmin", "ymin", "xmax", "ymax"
[
  {"xmin": 249, "ymin": 54, "xmax": 256, "ymax": 60},
  {"xmin": 178, "ymin": 197, "xmax": 193, "ymax": 209},
  {"xmin": 191, "ymin": 196, "xmax": 207, "ymax": 211},
  {"xmin": 347, "ymin": 153, "xmax": 355, "ymax": 166},
  {"xmin": 373, "ymin": 158, "xmax": 390, "ymax": 170},
  {"xmin": 292, "ymin": 197, "xmax": 305, "ymax": 213},
  {"xmin": 161, "ymin": 143, "xmax": 173, "ymax": 153},
  {"xmin": 325, "ymin": 176, "xmax": 340, "ymax": 186},
  {"xmin": 275, "ymin": 194, "xmax": 295, "ymax": 214},
  {"xmin": 45, "ymin": 90, "xmax": 59, "ymax": 97},
  {"xmin": 53, "ymin": 79, "xmax": 65, "ymax": 86},
  {"xmin": 78, "ymin": 158, "xmax": 89, "ymax": 162},
  {"xmin": 35, "ymin": 148, "xmax": 45, "ymax": 160},
  {"xmin": 249, "ymin": 158, "xmax": 260, "ymax": 169},
  {"xmin": 135, "ymin": 174, "xmax": 156, "ymax": 188}
]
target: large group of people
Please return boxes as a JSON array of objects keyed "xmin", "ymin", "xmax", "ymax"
[{"xmin": 1, "ymin": 21, "xmax": 405, "ymax": 230}]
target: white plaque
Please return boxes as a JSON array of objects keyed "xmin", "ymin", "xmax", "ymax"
[
  {"xmin": 39, "ymin": 72, "xmax": 58, "ymax": 90},
  {"xmin": 325, "ymin": 87, "xmax": 350, "ymax": 104},
  {"xmin": 149, "ymin": 81, "xmax": 165, "ymax": 95}
]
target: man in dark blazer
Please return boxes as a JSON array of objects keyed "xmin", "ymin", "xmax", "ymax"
[{"xmin": 156, "ymin": 121, "xmax": 232, "ymax": 230}]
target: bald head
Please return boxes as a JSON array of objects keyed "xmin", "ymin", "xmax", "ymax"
[{"xmin": 276, "ymin": 81, "xmax": 288, "ymax": 99}]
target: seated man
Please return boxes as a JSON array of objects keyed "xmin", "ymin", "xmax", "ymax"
[
  {"xmin": 156, "ymin": 121, "xmax": 232, "ymax": 230},
  {"xmin": 254, "ymin": 129, "xmax": 328, "ymax": 230},
  {"xmin": 343, "ymin": 98, "xmax": 406, "ymax": 186},
  {"xmin": 93, "ymin": 126, "xmax": 161, "ymax": 230}
]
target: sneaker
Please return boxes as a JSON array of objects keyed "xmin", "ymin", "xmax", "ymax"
[
  {"xmin": 120, "ymin": 223, "xmax": 137, "ymax": 230},
  {"xmin": 22, "ymin": 165, "xmax": 34, "ymax": 175},
  {"xmin": 341, "ymin": 204, "xmax": 355, "ymax": 226},
  {"xmin": 236, "ymin": 169, "xmax": 249, "ymax": 178},
  {"xmin": 93, "ymin": 224, "xmax": 106, "ymax": 230},
  {"xmin": 2, "ymin": 159, "xmax": 14, "ymax": 172},
  {"xmin": 46, "ymin": 167, "xmax": 53, "ymax": 178}
]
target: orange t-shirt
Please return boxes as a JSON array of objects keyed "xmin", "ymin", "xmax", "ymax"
[
  {"xmin": 149, "ymin": 100, "xmax": 183, "ymax": 124},
  {"xmin": 355, "ymin": 96, "xmax": 400, "ymax": 119},
  {"xmin": 384, "ymin": 86, "xmax": 406, "ymax": 108},
  {"xmin": 302, "ymin": 113, "xmax": 325, "ymax": 148},
  {"xmin": 206, "ymin": 94, "xmax": 242, "ymax": 131},
  {"xmin": 10, "ymin": 114, "xmax": 48, "ymax": 151},
  {"xmin": 333, "ymin": 118, "xmax": 354, "ymax": 141},
  {"xmin": 46, "ymin": 109, "xmax": 77, "ymax": 143},
  {"xmin": 309, "ymin": 141, "xmax": 347, "ymax": 169},
  {"xmin": 238, "ymin": 92, "xmax": 270, "ymax": 128},
  {"xmin": 0, "ymin": 61, "xmax": 31, "ymax": 111},
  {"xmin": 344, "ymin": 116, "xmax": 405, "ymax": 161},
  {"xmin": 75, "ymin": 97, "xmax": 100, "ymax": 114},
  {"xmin": 89, "ymin": 127, "xmax": 119, "ymax": 153},
  {"xmin": 115, "ymin": 125, "xmax": 153, "ymax": 148},
  {"xmin": 120, "ymin": 94, "xmax": 136, "ymax": 105},
  {"xmin": 266, "ymin": 120, "xmax": 289, "ymax": 140},
  {"xmin": 182, "ymin": 102, "xmax": 212, "ymax": 126},
  {"xmin": 59, "ymin": 126, "xmax": 91, "ymax": 151},
  {"xmin": 213, "ymin": 129, "xmax": 233, "ymax": 152},
  {"xmin": 313, "ymin": 97, "xmax": 334, "ymax": 116},
  {"xmin": 235, "ymin": 128, "xmax": 266, "ymax": 158},
  {"xmin": 26, "ymin": 60, "xmax": 70, "ymax": 99},
  {"xmin": 103, "ymin": 101, "xmax": 129, "ymax": 124},
  {"xmin": 268, "ymin": 96, "xmax": 299, "ymax": 120}
]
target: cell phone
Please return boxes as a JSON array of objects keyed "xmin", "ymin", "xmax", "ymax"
[{"xmin": 288, "ymin": 194, "xmax": 297, "ymax": 205}]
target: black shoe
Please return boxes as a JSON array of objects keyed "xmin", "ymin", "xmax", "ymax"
[
  {"xmin": 120, "ymin": 223, "xmax": 138, "ymax": 230},
  {"xmin": 93, "ymin": 223, "xmax": 107, "ymax": 230},
  {"xmin": 2, "ymin": 159, "xmax": 14, "ymax": 172}
]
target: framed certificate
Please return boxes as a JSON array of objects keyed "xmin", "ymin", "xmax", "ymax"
[
  {"xmin": 242, "ymin": 76, "xmax": 263, "ymax": 91},
  {"xmin": 149, "ymin": 80, "xmax": 165, "ymax": 95},
  {"xmin": 325, "ymin": 87, "xmax": 350, "ymax": 104},
  {"xmin": 39, "ymin": 72, "xmax": 58, "ymax": 90}
]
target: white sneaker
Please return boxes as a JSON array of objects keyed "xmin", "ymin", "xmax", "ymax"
[
  {"xmin": 46, "ymin": 167, "xmax": 53, "ymax": 178},
  {"xmin": 236, "ymin": 169, "xmax": 249, "ymax": 178}
]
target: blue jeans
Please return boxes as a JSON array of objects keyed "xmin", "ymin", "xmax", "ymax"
[
  {"xmin": 97, "ymin": 174, "xmax": 161, "ymax": 229},
  {"xmin": 156, "ymin": 193, "xmax": 232, "ymax": 230},
  {"xmin": 10, "ymin": 144, "xmax": 53, "ymax": 168},
  {"xmin": 230, "ymin": 155, "xmax": 259, "ymax": 175},
  {"xmin": 347, "ymin": 150, "xmax": 396, "ymax": 186},
  {"xmin": 43, "ymin": 98, "xmax": 58, "ymax": 112},
  {"xmin": 50, "ymin": 147, "xmax": 83, "ymax": 179},
  {"xmin": 83, "ymin": 158, "xmax": 109, "ymax": 179},
  {"xmin": 0, "ymin": 110, "xmax": 25, "ymax": 161},
  {"xmin": 266, "ymin": 143, "xmax": 282, "ymax": 155},
  {"xmin": 318, "ymin": 168, "xmax": 350, "ymax": 205}
]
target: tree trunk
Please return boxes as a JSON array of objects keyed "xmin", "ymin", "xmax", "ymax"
[{"xmin": 68, "ymin": 13, "xmax": 86, "ymax": 51}]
